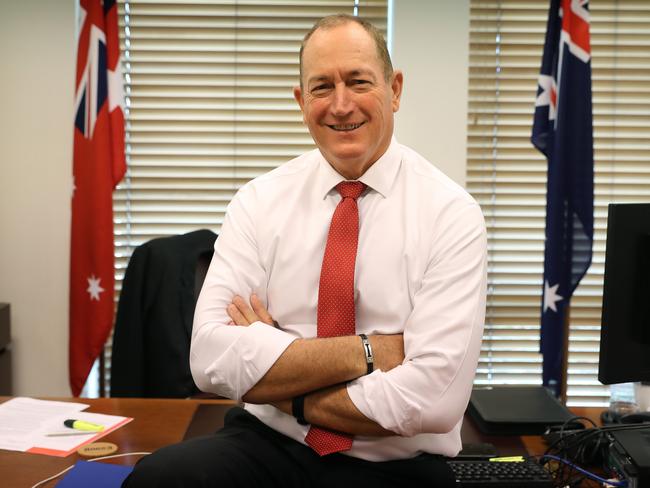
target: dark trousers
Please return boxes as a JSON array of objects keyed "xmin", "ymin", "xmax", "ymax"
[{"xmin": 122, "ymin": 407, "xmax": 455, "ymax": 487}]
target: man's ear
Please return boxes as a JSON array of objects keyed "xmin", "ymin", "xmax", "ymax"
[
  {"xmin": 390, "ymin": 70, "xmax": 404, "ymax": 112},
  {"xmin": 293, "ymin": 85, "xmax": 305, "ymax": 111}
]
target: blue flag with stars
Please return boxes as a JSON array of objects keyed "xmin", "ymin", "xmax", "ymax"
[{"xmin": 531, "ymin": 0, "xmax": 594, "ymax": 397}]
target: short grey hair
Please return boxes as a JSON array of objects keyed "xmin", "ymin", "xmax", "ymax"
[{"xmin": 299, "ymin": 14, "xmax": 394, "ymax": 87}]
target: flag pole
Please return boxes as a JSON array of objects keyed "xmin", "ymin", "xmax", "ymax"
[
  {"xmin": 99, "ymin": 352, "xmax": 106, "ymax": 397},
  {"xmin": 560, "ymin": 302, "xmax": 571, "ymax": 404}
]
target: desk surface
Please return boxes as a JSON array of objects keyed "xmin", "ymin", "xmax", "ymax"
[
  {"xmin": 0, "ymin": 397, "xmax": 601, "ymax": 488},
  {"xmin": 0, "ymin": 397, "xmax": 234, "ymax": 488}
]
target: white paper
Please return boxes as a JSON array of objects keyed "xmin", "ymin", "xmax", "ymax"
[
  {"xmin": 0, "ymin": 397, "xmax": 132, "ymax": 456},
  {"xmin": 0, "ymin": 397, "xmax": 88, "ymax": 451}
]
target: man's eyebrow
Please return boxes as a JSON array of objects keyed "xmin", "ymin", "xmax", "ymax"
[
  {"xmin": 307, "ymin": 75, "xmax": 331, "ymax": 85},
  {"xmin": 307, "ymin": 69, "xmax": 377, "ymax": 86},
  {"xmin": 348, "ymin": 69, "xmax": 376, "ymax": 79}
]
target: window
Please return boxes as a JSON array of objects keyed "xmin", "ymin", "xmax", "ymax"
[{"xmin": 468, "ymin": 0, "xmax": 650, "ymax": 406}]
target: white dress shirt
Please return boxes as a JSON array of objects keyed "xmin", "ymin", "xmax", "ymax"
[{"xmin": 191, "ymin": 139, "xmax": 487, "ymax": 461}]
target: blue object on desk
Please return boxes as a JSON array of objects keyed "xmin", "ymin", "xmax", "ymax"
[{"xmin": 56, "ymin": 461, "xmax": 133, "ymax": 487}]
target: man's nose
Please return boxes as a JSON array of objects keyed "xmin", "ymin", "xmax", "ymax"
[{"xmin": 330, "ymin": 85, "xmax": 353, "ymax": 116}]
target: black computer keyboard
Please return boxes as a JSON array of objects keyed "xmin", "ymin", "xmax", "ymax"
[{"xmin": 447, "ymin": 459, "xmax": 554, "ymax": 487}]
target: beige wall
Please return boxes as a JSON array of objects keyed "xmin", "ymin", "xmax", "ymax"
[
  {"xmin": 0, "ymin": 0, "xmax": 75, "ymax": 395},
  {"xmin": 393, "ymin": 0, "xmax": 469, "ymax": 186},
  {"xmin": 0, "ymin": 0, "xmax": 469, "ymax": 396}
]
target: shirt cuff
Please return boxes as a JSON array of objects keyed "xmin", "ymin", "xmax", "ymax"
[
  {"xmin": 347, "ymin": 371, "xmax": 422, "ymax": 437},
  {"xmin": 204, "ymin": 321, "xmax": 295, "ymax": 401}
]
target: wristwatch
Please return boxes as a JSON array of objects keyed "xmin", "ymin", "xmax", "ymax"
[{"xmin": 292, "ymin": 395, "xmax": 309, "ymax": 425}]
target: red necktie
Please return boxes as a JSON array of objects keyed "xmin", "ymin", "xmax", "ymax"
[{"xmin": 305, "ymin": 181, "xmax": 366, "ymax": 456}]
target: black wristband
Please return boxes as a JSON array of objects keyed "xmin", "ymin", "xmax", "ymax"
[
  {"xmin": 359, "ymin": 333, "xmax": 374, "ymax": 375},
  {"xmin": 292, "ymin": 395, "xmax": 309, "ymax": 425}
]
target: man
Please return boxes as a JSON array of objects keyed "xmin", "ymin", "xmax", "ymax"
[{"xmin": 124, "ymin": 14, "xmax": 486, "ymax": 487}]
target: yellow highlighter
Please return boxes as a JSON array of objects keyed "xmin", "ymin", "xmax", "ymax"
[
  {"xmin": 488, "ymin": 456, "xmax": 525, "ymax": 463},
  {"xmin": 64, "ymin": 419, "xmax": 105, "ymax": 432}
]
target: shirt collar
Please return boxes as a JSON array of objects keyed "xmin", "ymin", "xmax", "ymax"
[{"xmin": 316, "ymin": 137, "xmax": 402, "ymax": 199}]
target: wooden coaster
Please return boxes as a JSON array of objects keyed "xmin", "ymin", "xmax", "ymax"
[{"xmin": 77, "ymin": 442, "xmax": 118, "ymax": 457}]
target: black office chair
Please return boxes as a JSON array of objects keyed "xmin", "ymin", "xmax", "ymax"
[{"xmin": 110, "ymin": 229, "xmax": 217, "ymax": 398}]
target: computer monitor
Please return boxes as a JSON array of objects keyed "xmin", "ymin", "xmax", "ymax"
[{"xmin": 598, "ymin": 203, "xmax": 650, "ymax": 385}]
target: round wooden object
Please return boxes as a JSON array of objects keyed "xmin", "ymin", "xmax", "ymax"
[{"xmin": 77, "ymin": 442, "xmax": 118, "ymax": 457}]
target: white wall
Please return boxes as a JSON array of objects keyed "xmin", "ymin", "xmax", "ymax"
[
  {"xmin": 0, "ymin": 0, "xmax": 469, "ymax": 397},
  {"xmin": 0, "ymin": 0, "xmax": 75, "ymax": 395},
  {"xmin": 392, "ymin": 0, "xmax": 470, "ymax": 186}
]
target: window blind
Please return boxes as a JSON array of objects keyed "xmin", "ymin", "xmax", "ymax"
[
  {"xmin": 103, "ymin": 0, "xmax": 388, "ymax": 396},
  {"xmin": 468, "ymin": 0, "xmax": 650, "ymax": 406}
]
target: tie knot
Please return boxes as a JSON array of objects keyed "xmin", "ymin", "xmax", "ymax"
[{"xmin": 337, "ymin": 181, "xmax": 366, "ymax": 200}]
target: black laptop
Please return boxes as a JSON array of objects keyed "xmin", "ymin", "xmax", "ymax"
[{"xmin": 467, "ymin": 386, "xmax": 577, "ymax": 435}]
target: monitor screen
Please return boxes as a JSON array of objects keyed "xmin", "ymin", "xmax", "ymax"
[{"xmin": 598, "ymin": 203, "xmax": 650, "ymax": 385}]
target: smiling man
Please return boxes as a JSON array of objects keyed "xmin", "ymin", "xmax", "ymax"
[
  {"xmin": 294, "ymin": 19, "xmax": 401, "ymax": 180},
  {"xmin": 124, "ymin": 14, "xmax": 487, "ymax": 488}
]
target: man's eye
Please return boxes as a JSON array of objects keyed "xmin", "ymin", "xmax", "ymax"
[
  {"xmin": 311, "ymin": 84, "xmax": 330, "ymax": 93},
  {"xmin": 352, "ymin": 79, "xmax": 369, "ymax": 85}
]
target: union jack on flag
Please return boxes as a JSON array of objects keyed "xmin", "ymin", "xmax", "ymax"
[
  {"xmin": 531, "ymin": 0, "xmax": 594, "ymax": 397},
  {"xmin": 70, "ymin": 0, "xmax": 126, "ymax": 396}
]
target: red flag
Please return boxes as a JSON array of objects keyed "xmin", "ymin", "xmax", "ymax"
[{"xmin": 70, "ymin": 0, "xmax": 125, "ymax": 396}]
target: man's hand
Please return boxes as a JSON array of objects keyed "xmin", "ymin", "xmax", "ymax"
[{"xmin": 227, "ymin": 294, "xmax": 277, "ymax": 327}]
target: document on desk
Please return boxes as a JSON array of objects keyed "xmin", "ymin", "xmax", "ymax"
[{"xmin": 0, "ymin": 397, "xmax": 132, "ymax": 457}]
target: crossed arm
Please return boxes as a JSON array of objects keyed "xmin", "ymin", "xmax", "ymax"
[
  {"xmin": 226, "ymin": 295, "xmax": 405, "ymax": 436},
  {"xmin": 191, "ymin": 195, "xmax": 487, "ymax": 439}
]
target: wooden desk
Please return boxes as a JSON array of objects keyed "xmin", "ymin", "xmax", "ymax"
[
  {"xmin": 0, "ymin": 397, "xmax": 235, "ymax": 488},
  {"xmin": 0, "ymin": 397, "xmax": 603, "ymax": 488}
]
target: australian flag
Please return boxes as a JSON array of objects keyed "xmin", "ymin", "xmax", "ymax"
[{"xmin": 531, "ymin": 0, "xmax": 594, "ymax": 397}]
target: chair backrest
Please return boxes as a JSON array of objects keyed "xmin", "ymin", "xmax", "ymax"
[
  {"xmin": 110, "ymin": 230, "xmax": 217, "ymax": 398},
  {"xmin": 195, "ymin": 249, "xmax": 213, "ymax": 303}
]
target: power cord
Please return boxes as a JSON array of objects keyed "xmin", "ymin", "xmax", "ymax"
[
  {"xmin": 540, "ymin": 454, "xmax": 627, "ymax": 487},
  {"xmin": 540, "ymin": 416, "xmax": 650, "ymax": 487},
  {"xmin": 30, "ymin": 451, "xmax": 150, "ymax": 488}
]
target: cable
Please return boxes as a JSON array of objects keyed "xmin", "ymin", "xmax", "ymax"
[
  {"xmin": 544, "ymin": 420, "xmax": 650, "ymax": 463},
  {"xmin": 86, "ymin": 451, "xmax": 150, "ymax": 462},
  {"xmin": 540, "ymin": 454, "xmax": 628, "ymax": 487},
  {"xmin": 30, "ymin": 451, "xmax": 150, "ymax": 488},
  {"xmin": 539, "ymin": 418, "xmax": 650, "ymax": 487},
  {"xmin": 566, "ymin": 415, "xmax": 598, "ymax": 429},
  {"xmin": 543, "ymin": 417, "xmax": 607, "ymax": 468},
  {"xmin": 30, "ymin": 465, "xmax": 75, "ymax": 488}
]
